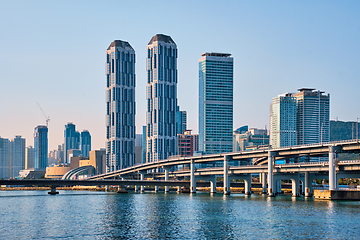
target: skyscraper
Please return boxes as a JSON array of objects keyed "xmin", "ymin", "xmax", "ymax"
[
  {"xmin": 106, "ymin": 40, "xmax": 136, "ymax": 171},
  {"xmin": 199, "ymin": 52, "xmax": 234, "ymax": 154},
  {"xmin": 176, "ymin": 106, "xmax": 187, "ymax": 135},
  {"xmin": 25, "ymin": 146, "xmax": 34, "ymax": 169},
  {"xmin": 64, "ymin": 123, "xmax": 80, "ymax": 163},
  {"xmin": 34, "ymin": 125, "xmax": 48, "ymax": 169},
  {"xmin": 293, "ymin": 88, "xmax": 330, "ymax": 144},
  {"xmin": 146, "ymin": 34, "xmax": 178, "ymax": 162},
  {"xmin": 80, "ymin": 130, "xmax": 91, "ymax": 158},
  {"xmin": 0, "ymin": 137, "xmax": 10, "ymax": 179},
  {"xmin": 10, "ymin": 136, "xmax": 25, "ymax": 178},
  {"xmin": 270, "ymin": 93, "xmax": 297, "ymax": 148}
]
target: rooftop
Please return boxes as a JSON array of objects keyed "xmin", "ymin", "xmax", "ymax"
[
  {"xmin": 148, "ymin": 34, "xmax": 176, "ymax": 45},
  {"xmin": 107, "ymin": 40, "xmax": 134, "ymax": 50},
  {"xmin": 201, "ymin": 52, "xmax": 231, "ymax": 57}
]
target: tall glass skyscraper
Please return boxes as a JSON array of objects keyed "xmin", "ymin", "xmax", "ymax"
[
  {"xmin": 199, "ymin": 52, "xmax": 234, "ymax": 154},
  {"xmin": 146, "ymin": 34, "xmax": 178, "ymax": 162},
  {"xmin": 10, "ymin": 136, "xmax": 25, "ymax": 177},
  {"xmin": 64, "ymin": 123, "xmax": 80, "ymax": 163},
  {"xmin": 80, "ymin": 130, "xmax": 91, "ymax": 158},
  {"xmin": 34, "ymin": 125, "xmax": 48, "ymax": 169},
  {"xmin": 106, "ymin": 40, "xmax": 136, "ymax": 171},
  {"xmin": 0, "ymin": 137, "xmax": 10, "ymax": 179}
]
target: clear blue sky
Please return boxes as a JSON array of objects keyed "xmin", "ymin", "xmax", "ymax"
[{"xmin": 1, "ymin": 1, "xmax": 359, "ymax": 151}]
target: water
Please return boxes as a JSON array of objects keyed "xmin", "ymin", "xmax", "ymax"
[{"xmin": 1, "ymin": 190, "xmax": 360, "ymax": 239}]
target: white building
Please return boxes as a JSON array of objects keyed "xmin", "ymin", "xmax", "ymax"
[
  {"xmin": 106, "ymin": 40, "xmax": 136, "ymax": 171},
  {"xmin": 146, "ymin": 34, "xmax": 178, "ymax": 162}
]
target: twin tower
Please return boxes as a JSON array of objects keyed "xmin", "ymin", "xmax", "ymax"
[{"xmin": 106, "ymin": 34, "xmax": 178, "ymax": 172}]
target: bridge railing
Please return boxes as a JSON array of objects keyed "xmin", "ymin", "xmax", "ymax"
[{"xmin": 272, "ymin": 139, "xmax": 359, "ymax": 151}]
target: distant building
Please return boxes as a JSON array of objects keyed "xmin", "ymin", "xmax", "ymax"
[
  {"xmin": 177, "ymin": 130, "xmax": 199, "ymax": 157},
  {"xmin": 176, "ymin": 106, "xmax": 187, "ymax": 135},
  {"xmin": 89, "ymin": 149, "xmax": 106, "ymax": 175},
  {"xmin": 10, "ymin": 136, "xmax": 25, "ymax": 178},
  {"xmin": 135, "ymin": 134, "xmax": 142, "ymax": 165},
  {"xmin": 25, "ymin": 146, "xmax": 34, "ymax": 169},
  {"xmin": 80, "ymin": 130, "xmax": 91, "ymax": 158},
  {"xmin": 199, "ymin": 52, "xmax": 234, "ymax": 154},
  {"xmin": 106, "ymin": 40, "xmax": 136, "ymax": 172},
  {"xmin": 0, "ymin": 137, "xmax": 10, "ymax": 179},
  {"xmin": 293, "ymin": 88, "xmax": 330, "ymax": 144},
  {"xmin": 233, "ymin": 127, "xmax": 269, "ymax": 152},
  {"xmin": 146, "ymin": 34, "xmax": 178, "ymax": 162},
  {"xmin": 64, "ymin": 123, "xmax": 80, "ymax": 163},
  {"xmin": 34, "ymin": 126, "xmax": 48, "ymax": 169},
  {"xmin": 142, "ymin": 126, "xmax": 147, "ymax": 164},
  {"xmin": 270, "ymin": 93, "xmax": 297, "ymax": 148}
]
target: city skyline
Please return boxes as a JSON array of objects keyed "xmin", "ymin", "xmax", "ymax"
[{"xmin": 1, "ymin": 1, "xmax": 360, "ymax": 151}]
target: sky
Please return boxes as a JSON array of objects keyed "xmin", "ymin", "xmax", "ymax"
[{"xmin": 0, "ymin": 1, "xmax": 359, "ymax": 151}]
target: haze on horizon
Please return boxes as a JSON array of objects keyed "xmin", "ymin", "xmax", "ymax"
[{"xmin": 0, "ymin": 1, "xmax": 359, "ymax": 151}]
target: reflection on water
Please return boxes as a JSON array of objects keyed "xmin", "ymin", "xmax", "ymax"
[{"xmin": 0, "ymin": 191, "xmax": 360, "ymax": 239}]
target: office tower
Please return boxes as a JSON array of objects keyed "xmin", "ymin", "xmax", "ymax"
[
  {"xmin": 146, "ymin": 34, "xmax": 178, "ymax": 162},
  {"xmin": 142, "ymin": 126, "xmax": 147, "ymax": 164},
  {"xmin": 34, "ymin": 125, "xmax": 48, "ymax": 169},
  {"xmin": 270, "ymin": 93, "xmax": 297, "ymax": 148},
  {"xmin": 199, "ymin": 52, "xmax": 234, "ymax": 154},
  {"xmin": 177, "ymin": 130, "xmax": 199, "ymax": 157},
  {"xmin": 106, "ymin": 40, "xmax": 136, "ymax": 171},
  {"xmin": 135, "ymin": 134, "xmax": 142, "ymax": 165},
  {"xmin": 176, "ymin": 106, "xmax": 187, "ymax": 135},
  {"xmin": 64, "ymin": 123, "xmax": 80, "ymax": 163},
  {"xmin": 89, "ymin": 149, "xmax": 106, "ymax": 175},
  {"xmin": 293, "ymin": 88, "xmax": 330, "ymax": 144},
  {"xmin": 25, "ymin": 146, "xmax": 34, "ymax": 169},
  {"xmin": 233, "ymin": 127, "xmax": 269, "ymax": 152},
  {"xmin": 0, "ymin": 137, "xmax": 10, "ymax": 179},
  {"xmin": 80, "ymin": 130, "xmax": 91, "ymax": 158},
  {"xmin": 10, "ymin": 136, "xmax": 25, "ymax": 178}
]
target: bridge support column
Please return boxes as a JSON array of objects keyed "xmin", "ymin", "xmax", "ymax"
[
  {"xmin": 304, "ymin": 172, "xmax": 312, "ymax": 197},
  {"xmin": 134, "ymin": 185, "xmax": 139, "ymax": 192},
  {"xmin": 190, "ymin": 160, "xmax": 196, "ymax": 193},
  {"xmin": 329, "ymin": 146, "xmax": 337, "ymax": 191},
  {"xmin": 48, "ymin": 186, "xmax": 59, "ymax": 195},
  {"xmin": 261, "ymin": 172, "xmax": 267, "ymax": 194},
  {"xmin": 268, "ymin": 151, "xmax": 275, "ymax": 196},
  {"xmin": 154, "ymin": 185, "xmax": 159, "ymax": 192},
  {"xmin": 140, "ymin": 172, "xmax": 145, "ymax": 192},
  {"xmin": 244, "ymin": 175, "xmax": 252, "ymax": 195},
  {"xmin": 177, "ymin": 186, "xmax": 181, "ymax": 192},
  {"xmin": 223, "ymin": 155, "xmax": 231, "ymax": 195},
  {"xmin": 210, "ymin": 177, "xmax": 217, "ymax": 193},
  {"xmin": 292, "ymin": 178, "xmax": 299, "ymax": 197},
  {"xmin": 164, "ymin": 168, "xmax": 169, "ymax": 192}
]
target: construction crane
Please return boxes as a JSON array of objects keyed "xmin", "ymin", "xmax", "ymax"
[{"xmin": 36, "ymin": 102, "xmax": 50, "ymax": 127}]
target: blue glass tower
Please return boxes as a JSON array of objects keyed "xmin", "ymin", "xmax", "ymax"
[
  {"xmin": 64, "ymin": 123, "xmax": 80, "ymax": 163},
  {"xmin": 199, "ymin": 52, "xmax": 234, "ymax": 154},
  {"xmin": 80, "ymin": 130, "xmax": 91, "ymax": 158},
  {"xmin": 146, "ymin": 34, "xmax": 178, "ymax": 162},
  {"xmin": 34, "ymin": 125, "xmax": 48, "ymax": 169},
  {"xmin": 106, "ymin": 40, "xmax": 136, "ymax": 171}
]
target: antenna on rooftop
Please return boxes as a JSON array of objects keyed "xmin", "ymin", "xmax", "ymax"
[{"xmin": 36, "ymin": 102, "xmax": 50, "ymax": 127}]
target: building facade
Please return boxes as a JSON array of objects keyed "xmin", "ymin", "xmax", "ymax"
[
  {"xmin": 106, "ymin": 40, "xmax": 136, "ymax": 171},
  {"xmin": 293, "ymin": 88, "xmax": 330, "ymax": 144},
  {"xmin": 199, "ymin": 52, "xmax": 234, "ymax": 154},
  {"xmin": 80, "ymin": 130, "xmax": 91, "ymax": 158},
  {"xmin": 25, "ymin": 146, "xmax": 35, "ymax": 169},
  {"xmin": 10, "ymin": 136, "xmax": 26, "ymax": 178},
  {"xmin": 34, "ymin": 125, "xmax": 48, "ymax": 169},
  {"xmin": 0, "ymin": 137, "xmax": 10, "ymax": 179},
  {"xmin": 270, "ymin": 93, "xmax": 297, "ymax": 148},
  {"xmin": 146, "ymin": 34, "xmax": 178, "ymax": 162},
  {"xmin": 176, "ymin": 106, "xmax": 187, "ymax": 135},
  {"xmin": 64, "ymin": 123, "xmax": 80, "ymax": 163},
  {"xmin": 177, "ymin": 130, "xmax": 199, "ymax": 157},
  {"xmin": 233, "ymin": 127, "xmax": 269, "ymax": 152}
]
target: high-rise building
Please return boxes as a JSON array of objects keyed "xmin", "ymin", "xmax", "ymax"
[
  {"xmin": 146, "ymin": 34, "xmax": 178, "ymax": 162},
  {"xmin": 135, "ymin": 134, "xmax": 142, "ymax": 165},
  {"xmin": 293, "ymin": 88, "xmax": 330, "ymax": 144},
  {"xmin": 176, "ymin": 106, "xmax": 187, "ymax": 135},
  {"xmin": 25, "ymin": 146, "xmax": 34, "ymax": 169},
  {"xmin": 80, "ymin": 130, "xmax": 91, "ymax": 158},
  {"xmin": 270, "ymin": 93, "xmax": 297, "ymax": 148},
  {"xmin": 10, "ymin": 136, "xmax": 26, "ymax": 178},
  {"xmin": 142, "ymin": 126, "xmax": 147, "ymax": 164},
  {"xmin": 106, "ymin": 40, "xmax": 136, "ymax": 171},
  {"xmin": 64, "ymin": 123, "xmax": 80, "ymax": 163},
  {"xmin": 177, "ymin": 130, "xmax": 199, "ymax": 157},
  {"xmin": 0, "ymin": 137, "xmax": 10, "ymax": 179},
  {"xmin": 34, "ymin": 125, "xmax": 48, "ymax": 169},
  {"xmin": 199, "ymin": 52, "xmax": 234, "ymax": 154}
]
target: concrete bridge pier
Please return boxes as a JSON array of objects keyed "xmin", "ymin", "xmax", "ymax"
[
  {"xmin": 291, "ymin": 177, "xmax": 300, "ymax": 197},
  {"xmin": 190, "ymin": 160, "xmax": 196, "ymax": 193},
  {"xmin": 210, "ymin": 176, "xmax": 217, "ymax": 193},
  {"xmin": 163, "ymin": 167, "xmax": 170, "ymax": 192},
  {"xmin": 134, "ymin": 185, "xmax": 139, "ymax": 192},
  {"xmin": 267, "ymin": 151, "xmax": 276, "ymax": 196},
  {"xmin": 223, "ymin": 155, "xmax": 231, "ymax": 195},
  {"xmin": 154, "ymin": 185, "xmax": 159, "ymax": 192},
  {"xmin": 261, "ymin": 172, "xmax": 267, "ymax": 194},
  {"xmin": 243, "ymin": 174, "xmax": 252, "ymax": 195},
  {"xmin": 48, "ymin": 186, "xmax": 59, "ymax": 195},
  {"xmin": 177, "ymin": 186, "xmax": 181, "ymax": 192},
  {"xmin": 329, "ymin": 146, "xmax": 341, "ymax": 191},
  {"xmin": 304, "ymin": 172, "xmax": 312, "ymax": 197},
  {"xmin": 140, "ymin": 171, "xmax": 145, "ymax": 192}
]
